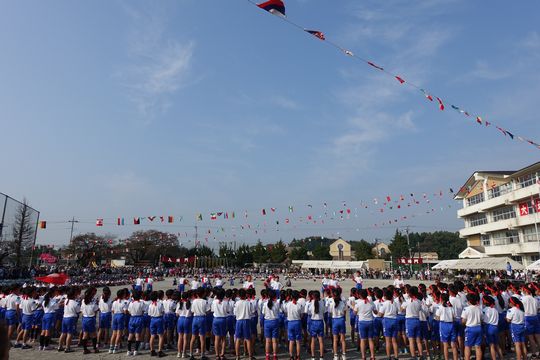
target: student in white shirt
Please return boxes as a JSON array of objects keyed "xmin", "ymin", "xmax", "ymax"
[
  {"xmin": 5, "ymin": 284, "xmax": 21, "ymax": 341},
  {"xmin": 328, "ymin": 288, "xmax": 347, "ymax": 360},
  {"xmin": 461, "ymin": 293, "xmax": 482, "ymax": 360},
  {"xmin": 190, "ymin": 288, "xmax": 209, "ymax": 358},
  {"xmin": 521, "ymin": 284, "xmax": 540, "ymax": 357},
  {"xmin": 39, "ymin": 289, "xmax": 58, "ymax": 350},
  {"xmin": 482, "ymin": 296, "xmax": 503, "ymax": 360},
  {"xmin": 211, "ymin": 288, "xmax": 228, "ymax": 360},
  {"xmin": 401, "ymin": 287, "xmax": 424, "ymax": 359},
  {"xmin": 97, "ymin": 286, "xmax": 112, "ymax": 349},
  {"xmin": 435, "ymin": 293, "xmax": 458, "ymax": 360},
  {"xmin": 109, "ymin": 289, "xmax": 128, "ymax": 354},
  {"xmin": 80, "ymin": 287, "xmax": 99, "ymax": 354},
  {"xmin": 147, "ymin": 292, "xmax": 166, "ymax": 357},
  {"xmin": 58, "ymin": 288, "xmax": 80, "ymax": 353},
  {"xmin": 234, "ymin": 289, "xmax": 254, "ymax": 359},
  {"xmin": 262, "ymin": 289, "xmax": 280, "ymax": 359},
  {"xmin": 354, "ymin": 289, "xmax": 376, "ymax": 360},
  {"xmin": 353, "ymin": 271, "xmax": 364, "ymax": 290},
  {"xmin": 14, "ymin": 287, "xmax": 36, "ymax": 349},
  {"xmin": 176, "ymin": 291, "xmax": 193, "ymax": 358},
  {"xmin": 507, "ymin": 296, "xmax": 527, "ymax": 360},
  {"xmin": 243, "ymin": 275, "xmax": 255, "ymax": 290},
  {"xmin": 127, "ymin": 291, "xmax": 146, "ymax": 356},
  {"xmin": 378, "ymin": 289, "xmax": 399, "ymax": 359},
  {"xmin": 306, "ymin": 290, "xmax": 325, "ymax": 360},
  {"xmin": 286, "ymin": 291, "xmax": 304, "ymax": 360}
]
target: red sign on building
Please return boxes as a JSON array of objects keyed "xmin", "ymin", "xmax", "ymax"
[{"xmin": 397, "ymin": 257, "xmax": 423, "ymax": 265}]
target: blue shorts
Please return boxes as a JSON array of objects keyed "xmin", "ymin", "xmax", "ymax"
[
  {"xmin": 358, "ymin": 320, "xmax": 374, "ymax": 339},
  {"xmin": 177, "ymin": 316, "xmax": 193, "ymax": 334},
  {"xmin": 454, "ymin": 320, "xmax": 464, "ymax": 337},
  {"xmin": 498, "ymin": 312, "xmax": 509, "ymax": 331},
  {"xmin": 235, "ymin": 319, "xmax": 251, "ymax": 340},
  {"xmin": 349, "ymin": 310, "xmax": 357, "ymax": 328},
  {"xmin": 178, "ymin": 284, "xmax": 185, "ymax": 293},
  {"xmin": 383, "ymin": 318, "xmax": 398, "ymax": 338},
  {"xmin": 309, "ymin": 319, "xmax": 324, "ymax": 338},
  {"xmin": 5, "ymin": 310, "xmax": 19, "ymax": 326},
  {"xmin": 150, "ymin": 317, "xmax": 164, "ymax": 335},
  {"xmin": 373, "ymin": 317, "xmax": 382, "ymax": 337},
  {"xmin": 397, "ymin": 314, "xmax": 406, "ymax": 332},
  {"xmin": 0, "ymin": 308, "xmax": 5, "ymax": 320},
  {"xmin": 128, "ymin": 315, "xmax": 144, "ymax": 334},
  {"xmin": 112, "ymin": 313, "xmax": 125, "ymax": 331},
  {"xmin": 212, "ymin": 317, "xmax": 227, "ymax": 337},
  {"xmin": 134, "ymin": 285, "xmax": 143, "ymax": 292},
  {"xmin": 21, "ymin": 314, "xmax": 34, "ymax": 330},
  {"xmin": 62, "ymin": 317, "xmax": 77, "ymax": 335},
  {"xmin": 439, "ymin": 321, "xmax": 456, "ymax": 343},
  {"xmin": 227, "ymin": 316, "xmax": 236, "ymax": 335},
  {"xmin": 250, "ymin": 316, "xmax": 258, "ymax": 335},
  {"xmin": 206, "ymin": 313, "xmax": 214, "ymax": 333},
  {"xmin": 464, "ymin": 325, "xmax": 482, "ymax": 347},
  {"xmin": 525, "ymin": 316, "xmax": 540, "ymax": 335},
  {"xmin": 82, "ymin": 317, "xmax": 97, "ymax": 333},
  {"xmin": 332, "ymin": 317, "xmax": 346, "ymax": 335},
  {"xmin": 430, "ymin": 319, "xmax": 440, "ymax": 341},
  {"xmin": 143, "ymin": 314, "xmax": 151, "ymax": 327},
  {"xmin": 100, "ymin": 312, "xmax": 112, "ymax": 329},
  {"xmin": 33, "ymin": 310, "xmax": 44, "ymax": 326},
  {"xmin": 511, "ymin": 323, "xmax": 526, "ymax": 343},
  {"xmin": 192, "ymin": 315, "xmax": 207, "ymax": 336},
  {"xmin": 406, "ymin": 318, "xmax": 421, "ymax": 339},
  {"xmin": 164, "ymin": 313, "xmax": 176, "ymax": 330},
  {"xmin": 485, "ymin": 324, "xmax": 499, "ymax": 345},
  {"xmin": 420, "ymin": 321, "xmax": 429, "ymax": 340},
  {"xmin": 264, "ymin": 318, "xmax": 279, "ymax": 339},
  {"xmin": 55, "ymin": 309, "xmax": 64, "ymax": 322},
  {"xmin": 355, "ymin": 283, "xmax": 363, "ymax": 290},
  {"xmin": 42, "ymin": 313, "xmax": 56, "ymax": 331},
  {"xmin": 287, "ymin": 319, "xmax": 302, "ymax": 341}
]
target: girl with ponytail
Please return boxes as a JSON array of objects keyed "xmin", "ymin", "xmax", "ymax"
[
  {"xmin": 307, "ymin": 290, "xmax": 324, "ymax": 360},
  {"xmin": 262, "ymin": 290, "xmax": 279, "ymax": 360},
  {"xmin": 507, "ymin": 296, "xmax": 526, "ymax": 360},
  {"xmin": 435, "ymin": 293, "xmax": 458, "ymax": 360},
  {"xmin": 482, "ymin": 296, "xmax": 503, "ymax": 360},
  {"xmin": 354, "ymin": 289, "xmax": 376, "ymax": 360}
]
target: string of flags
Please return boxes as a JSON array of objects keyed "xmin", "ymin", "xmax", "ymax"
[{"xmin": 250, "ymin": 0, "xmax": 539, "ymax": 150}]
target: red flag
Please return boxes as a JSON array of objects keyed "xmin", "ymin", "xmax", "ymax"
[
  {"xmin": 476, "ymin": 116, "xmax": 482, "ymax": 124},
  {"xmin": 168, "ymin": 216, "xmax": 174, "ymax": 223},
  {"xmin": 133, "ymin": 217, "xmax": 140, "ymax": 225},
  {"xmin": 262, "ymin": 209, "xmax": 266, "ymax": 215},
  {"xmin": 395, "ymin": 76, "xmax": 405, "ymax": 84},
  {"xmin": 96, "ymin": 218, "xmax": 103, "ymax": 227},
  {"xmin": 386, "ymin": 196, "xmax": 391, "ymax": 202},
  {"xmin": 305, "ymin": 30, "xmax": 325, "ymax": 40},
  {"xmin": 39, "ymin": 221, "xmax": 47, "ymax": 229},
  {"xmin": 436, "ymin": 97, "xmax": 445, "ymax": 110},
  {"xmin": 519, "ymin": 202, "xmax": 529, "ymax": 216}
]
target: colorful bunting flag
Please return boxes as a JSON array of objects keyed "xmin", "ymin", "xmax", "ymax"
[
  {"xmin": 436, "ymin": 97, "xmax": 445, "ymax": 111},
  {"xmin": 367, "ymin": 61, "xmax": 384, "ymax": 71},
  {"xmin": 395, "ymin": 76, "xmax": 405, "ymax": 84},
  {"xmin": 305, "ymin": 29, "xmax": 325, "ymax": 40},
  {"xmin": 148, "ymin": 216, "xmax": 156, "ymax": 222},
  {"xmin": 257, "ymin": 0, "xmax": 286, "ymax": 17},
  {"xmin": 168, "ymin": 216, "xmax": 174, "ymax": 223},
  {"xmin": 117, "ymin": 217, "xmax": 124, "ymax": 226},
  {"xmin": 96, "ymin": 218, "xmax": 103, "ymax": 227},
  {"xmin": 39, "ymin": 221, "xmax": 46, "ymax": 229},
  {"xmin": 134, "ymin": 217, "xmax": 140, "ymax": 225}
]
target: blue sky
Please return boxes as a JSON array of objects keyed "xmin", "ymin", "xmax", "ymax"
[{"xmin": 1, "ymin": 0, "xmax": 539, "ymax": 248}]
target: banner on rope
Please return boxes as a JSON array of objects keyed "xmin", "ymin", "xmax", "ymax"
[{"xmin": 397, "ymin": 257, "xmax": 423, "ymax": 265}]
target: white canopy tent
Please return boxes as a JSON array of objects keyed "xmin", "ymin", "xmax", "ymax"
[
  {"xmin": 526, "ymin": 259, "xmax": 540, "ymax": 271},
  {"xmin": 432, "ymin": 257, "xmax": 524, "ymax": 271}
]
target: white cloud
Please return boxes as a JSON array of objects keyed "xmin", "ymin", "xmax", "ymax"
[{"xmin": 118, "ymin": 7, "xmax": 196, "ymax": 119}]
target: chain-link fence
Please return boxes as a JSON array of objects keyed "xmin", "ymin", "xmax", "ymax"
[{"xmin": 0, "ymin": 192, "xmax": 40, "ymax": 267}]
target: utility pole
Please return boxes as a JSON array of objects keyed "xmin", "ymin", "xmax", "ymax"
[
  {"xmin": 406, "ymin": 226, "xmax": 412, "ymax": 273},
  {"xmin": 68, "ymin": 217, "xmax": 78, "ymax": 245}
]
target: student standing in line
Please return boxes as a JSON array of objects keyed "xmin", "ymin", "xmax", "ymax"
[
  {"xmin": 506, "ymin": 296, "xmax": 527, "ymax": 360},
  {"xmin": 328, "ymin": 288, "xmax": 347, "ymax": 360},
  {"xmin": 354, "ymin": 289, "xmax": 376, "ymax": 360},
  {"xmin": 14, "ymin": 287, "xmax": 36, "ymax": 349},
  {"xmin": 190, "ymin": 288, "xmax": 209, "ymax": 360},
  {"xmin": 127, "ymin": 290, "xmax": 146, "ymax": 356},
  {"xmin": 5, "ymin": 285, "xmax": 21, "ymax": 342},
  {"xmin": 176, "ymin": 291, "xmax": 193, "ymax": 359},
  {"xmin": 521, "ymin": 284, "xmax": 540, "ymax": 358},
  {"xmin": 461, "ymin": 293, "xmax": 482, "ymax": 360},
  {"xmin": 306, "ymin": 291, "xmax": 324, "ymax": 360},
  {"xmin": 347, "ymin": 288, "xmax": 358, "ymax": 345},
  {"xmin": 58, "ymin": 288, "xmax": 80, "ymax": 353},
  {"xmin": 39, "ymin": 288, "xmax": 58, "ymax": 350},
  {"xmin": 234, "ymin": 288, "xmax": 254, "ymax": 360},
  {"xmin": 401, "ymin": 286, "xmax": 424, "ymax": 359},
  {"xmin": 436, "ymin": 293, "xmax": 458, "ymax": 360},
  {"xmin": 97, "ymin": 286, "xmax": 112, "ymax": 348},
  {"xmin": 109, "ymin": 289, "xmax": 128, "ymax": 354},
  {"xmin": 378, "ymin": 289, "xmax": 399, "ymax": 360},
  {"xmin": 482, "ymin": 296, "xmax": 503, "ymax": 360},
  {"xmin": 286, "ymin": 291, "xmax": 304, "ymax": 360},
  {"xmin": 81, "ymin": 287, "xmax": 99, "ymax": 354},
  {"xmin": 148, "ymin": 291, "xmax": 166, "ymax": 357},
  {"xmin": 211, "ymin": 288, "xmax": 228, "ymax": 360}
]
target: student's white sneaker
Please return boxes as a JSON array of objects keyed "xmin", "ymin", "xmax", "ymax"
[
  {"xmin": 333, "ymin": 355, "xmax": 339, "ymax": 360},
  {"xmin": 109, "ymin": 348, "xmax": 113, "ymax": 354},
  {"xmin": 177, "ymin": 353, "xmax": 182, "ymax": 358},
  {"xmin": 127, "ymin": 351, "xmax": 133, "ymax": 356},
  {"xmin": 341, "ymin": 354, "xmax": 347, "ymax": 360},
  {"xmin": 133, "ymin": 351, "xmax": 139, "ymax": 356}
]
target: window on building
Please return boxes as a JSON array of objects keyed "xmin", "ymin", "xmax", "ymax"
[
  {"xmin": 511, "ymin": 255, "xmax": 523, "ymax": 264},
  {"xmin": 487, "ymin": 182, "xmax": 513, "ymax": 199},
  {"xmin": 491, "ymin": 206, "xmax": 516, "ymax": 222},
  {"xmin": 518, "ymin": 172, "xmax": 538, "ymax": 188},
  {"xmin": 523, "ymin": 226, "xmax": 540, "ymax": 243},
  {"xmin": 468, "ymin": 213, "xmax": 488, "ymax": 227},
  {"xmin": 467, "ymin": 192, "xmax": 485, "ymax": 206},
  {"xmin": 492, "ymin": 230, "xmax": 519, "ymax": 246},
  {"xmin": 481, "ymin": 234, "xmax": 491, "ymax": 246},
  {"xmin": 530, "ymin": 255, "xmax": 540, "ymax": 262}
]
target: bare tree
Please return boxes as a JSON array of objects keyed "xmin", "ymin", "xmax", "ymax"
[{"xmin": 11, "ymin": 199, "xmax": 35, "ymax": 267}]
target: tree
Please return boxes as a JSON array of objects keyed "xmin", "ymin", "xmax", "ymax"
[
  {"xmin": 124, "ymin": 230, "xmax": 179, "ymax": 265},
  {"xmin": 289, "ymin": 246, "xmax": 309, "ymax": 260},
  {"xmin": 252, "ymin": 240, "xmax": 270, "ymax": 264},
  {"xmin": 64, "ymin": 233, "xmax": 112, "ymax": 267},
  {"xmin": 235, "ymin": 244, "xmax": 254, "ymax": 267},
  {"xmin": 388, "ymin": 230, "xmax": 410, "ymax": 259},
  {"xmin": 351, "ymin": 240, "xmax": 374, "ymax": 260},
  {"xmin": 11, "ymin": 199, "xmax": 36, "ymax": 267},
  {"xmin": 311, "ymin": 243, "xmax": 332, "ymax": 260},
  {"xmin": 269, "ymin": 240, "xmax": 287, "ymax": 263}
]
